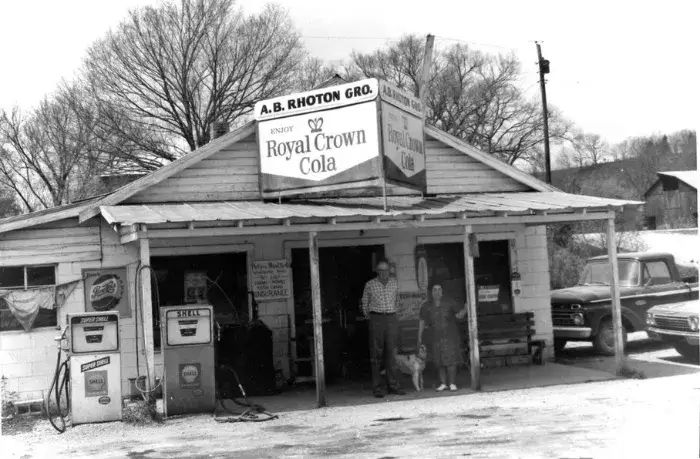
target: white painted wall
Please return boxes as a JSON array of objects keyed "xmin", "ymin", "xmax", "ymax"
[{"xmin": 1, "ymin": 219, "xmax": 553, "ymax": 402}]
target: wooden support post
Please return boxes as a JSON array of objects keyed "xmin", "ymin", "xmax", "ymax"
[
  {"xmin": 606, "ymin": 216, "xmax": 626, "ymax": 371},
  {"xmin": 308, "ymin": 231, "xmax": 327, "ymax": 407},
  {"xmin": 139, "ymin": 234, "xmax": 156, "ymax": 394},
  {"xmin": 464, "ymin": 225, "xmax": 481, "ymax": 390}
]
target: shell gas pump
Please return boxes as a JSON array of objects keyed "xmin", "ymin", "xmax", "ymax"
[
  {"xmin": 160, "ymin": 305, "xmax": 216, "ymax": 417},
  {"xmin": 66, "ymin": 311, "xmax": 122, "ymax": 425}
]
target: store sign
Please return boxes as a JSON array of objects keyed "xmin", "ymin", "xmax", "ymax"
[
  {"xmin": 254, "ymin": 78, "xmax": 426, "ymax": 197},
  {"xmin": 257, "ymin": 102, "xmax": 381, "ymax": 193},
  {"xmin": 251, "ymin": 259, "xmax": 290, "ymax": 302}
]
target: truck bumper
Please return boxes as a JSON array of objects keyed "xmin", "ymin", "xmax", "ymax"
[
  {"xmin": 647, "ymin": 327, "xmax": 699, "ymax": 346},
  {"xmin": 553, "ymin": 326, "xmax": 592, "ymax": 339}
]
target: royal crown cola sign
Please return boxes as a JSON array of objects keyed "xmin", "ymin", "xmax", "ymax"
[{"xmin": 254, "ymin": 78, "xmax": 426, "ymax": 196}]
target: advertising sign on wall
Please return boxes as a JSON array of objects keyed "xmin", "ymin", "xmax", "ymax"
[
  {"xmin": 254, "ymin": 78, "xmax": 426, "ymax": 197},
  {"xmin": 83, "ymin": 268, "xmax": 131, "ymax": 318},
  {"xmin": 251, "ymin": 259, "xmax": 290, "ymax": 302}
]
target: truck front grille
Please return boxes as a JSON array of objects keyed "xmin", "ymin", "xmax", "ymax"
[
  {"xmin": 552, "ymin": 304, "xmax": 580, "ymax": 326},
  {"xmin": 654, "ymin": 315, "xmax": 692, "ymax": 332}
]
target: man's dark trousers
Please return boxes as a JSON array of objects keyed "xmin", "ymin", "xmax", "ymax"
[{"xmin": 368, "ymin": 312, "xmax": 400, "ymax": 393}]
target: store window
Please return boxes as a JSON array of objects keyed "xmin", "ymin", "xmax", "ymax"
[{"xmin": 0, "ymin": 265, "xmax": 57, "ymax": 331}]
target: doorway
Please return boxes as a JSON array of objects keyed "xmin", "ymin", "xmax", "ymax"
[
  {"xmin": 423, "ymin": 240, "xmax": 513, "ymax": 315},
  {"xmin": 150, "ymin": 253, "xmax": 249, "ymax": 348},
  {"xmin": 291, "ymin": 244, "xmax": 384, "ymax": 381}
]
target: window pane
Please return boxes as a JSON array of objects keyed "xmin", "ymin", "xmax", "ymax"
[
  {"xmin": 27, "ymin": 266, "xmax": 56, "ymax": 286},
  {"xmin": 644, "ymin": 261, "xmax": 672, "ymax": 284},
  {"xmin": 0, "ymin": 267, "xmax": 24, "ymax": 288}
]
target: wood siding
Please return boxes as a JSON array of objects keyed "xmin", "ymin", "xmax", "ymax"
[
  {"xmin": 424, "ymin": 139, "xmax": 531, "ymax": 194},
  {"xmin": 0, "ymin": 219, "xmax": 102, "ymax": 266},
  {"xmin": 126, "ymin": 134, "xmax": 260, "ymax": 203},
  {"xmin": 125, "ymin": 132, "xmax": 532, "ymax": 204},
  {"xmin": 644, "ymin": 181, "xmax": 698, "ymax": 229}
]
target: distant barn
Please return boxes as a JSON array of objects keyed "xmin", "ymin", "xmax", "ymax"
[{"xmin": 643, "ymin": 171, "xmax": 698, "ymax": 229}]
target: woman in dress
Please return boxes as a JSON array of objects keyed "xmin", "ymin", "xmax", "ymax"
[{"xmin": 418, "ymin": 283, "xmax": 468, "ymax": 391}]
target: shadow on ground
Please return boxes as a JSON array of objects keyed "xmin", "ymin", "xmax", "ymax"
[{"xmin": 555, "ymin": 334, "xmax": 699, "ymax": 379}]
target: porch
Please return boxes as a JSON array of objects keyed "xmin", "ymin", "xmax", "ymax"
[
  {"xmin": 225, "ymin": 362, "xmax": 615, "ymax": 414},
  {"xmin": 97, "ymin": 191, "xmax": 639, "ymax": 408}
]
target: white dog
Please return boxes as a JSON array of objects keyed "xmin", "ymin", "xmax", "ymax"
[{"xmin": 394, "ymin": 345, "xmax": 427, "ymax": 391}]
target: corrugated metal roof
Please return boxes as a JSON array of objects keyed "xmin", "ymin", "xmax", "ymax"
[
  {"xmin": 100, "ymin": 192, "xmax": 640, "ymax": 226},
  {"xmin": 658, "ymin": 171, "xmax": 699, "ymax": 190}
]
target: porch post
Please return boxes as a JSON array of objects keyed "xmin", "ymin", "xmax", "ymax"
[
  {"xmin": 308, "ymin": 231, "xmax": 327, "ymax": 407},
  {"xmin": 464, "ymin": 225, "xmax": 481, "ymax": 390},
  {"xmin": 138, "ymin": 231, "xmax": 156, "ymax": 394},
  {"xmin": 606, "ymin": 216, "xmax": 626, "ymax": 371}
]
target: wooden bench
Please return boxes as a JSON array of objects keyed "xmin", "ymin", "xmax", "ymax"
[{"xmin": 476, "ymin": 312, "xmax": 545, "ymax": 368}]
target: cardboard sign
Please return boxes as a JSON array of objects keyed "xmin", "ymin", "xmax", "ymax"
[
  {"xmin": 478, "ymin": 285, "xmax": 500, "ymax": 303},
  {"xmin": 184, "ymin": 271, "xmax": 208, "ymax": 304},
  {"xmin": 251, "ymin": 260, "xmax": 290, "ymax": 302},
  {"xmin": 83, "ymin": 268, "xmax": 131, "ymax": 318},
  {"xmin": 398, "ymin": 291, "xmax": 427, "ymax": 320}
]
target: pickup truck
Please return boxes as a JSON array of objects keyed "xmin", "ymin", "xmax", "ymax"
[
  {"xmin": 551, "ymin": 252, "xmax": 698, "ymax": 355},
  {"xmin": 646, "ymin": 300, "xmax": 699, "ymax": 361}
]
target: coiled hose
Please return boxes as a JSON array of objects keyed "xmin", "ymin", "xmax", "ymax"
[{"xmin": 46, "ymin": 339, "xmax": 70, "ymax": 433}]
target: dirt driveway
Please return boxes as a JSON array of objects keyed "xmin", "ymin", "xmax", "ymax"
[{"xmin": 4, "ymin": 335, "xmax": 698, "ymax": 458}]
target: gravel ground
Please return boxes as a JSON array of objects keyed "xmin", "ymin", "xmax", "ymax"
[
  {"xmin": 3, "ymin": 335, "xmax": 698, "ymax": 458},
  {"xmin": 3, "ymin": 371, "xmax": 699, "ymax": 458}
]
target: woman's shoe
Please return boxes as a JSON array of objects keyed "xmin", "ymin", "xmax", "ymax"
[
  {"xmin": 449, "ymin": 384, "xmax": 458, "ymax": 391},
  {"xmin": 435, "ymin": 384, "xmax": 448, "ymax": 391}
]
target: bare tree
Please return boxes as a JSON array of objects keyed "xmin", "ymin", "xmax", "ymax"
[
  {"xmin": 0, "ymin": 96, "xmax": 97, "ymax": 211},
  {"xmin": 351, "ymin": 36, "xmax": 570, "ymax": 166},
  {"xmin": 0, "ymin": 83, "xmax": 162, "ymax": 212},
  {"xmin": 84, "ymin": 0, "xmax": 305, "ymax": 152}
]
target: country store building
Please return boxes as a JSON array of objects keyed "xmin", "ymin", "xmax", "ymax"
[{"xmin": 0, "ymin": 78, "xmax": 637, "ymax": 407}]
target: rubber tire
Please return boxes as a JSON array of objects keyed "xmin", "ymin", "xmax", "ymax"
[
  {"xmin": 593, "ymin": 319, "xmax": 627, "ymax": 356},
  {"xmin": 553, "ymin": 339, "xmax": 567, "ymax": 355},
  {"xmin": 674, "ymin": 342, "xmax": 699, "ymax": 363}
]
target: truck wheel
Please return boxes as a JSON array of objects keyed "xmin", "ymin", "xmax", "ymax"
[
  {"xmin": 674, "ymin": 342, "xmax": 699, "ymax": 363},
  {"xmin": 554, "ymin": 339, "xmax": 567, "ymax": 354},
  {"xmin": 593, "ymin": 319, "xmax": 627, "ymax": 356}
]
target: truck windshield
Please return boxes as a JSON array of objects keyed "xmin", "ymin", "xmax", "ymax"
[{"xmin": 578, "ymin": 260, "xmax": 640, "ymax": 286}]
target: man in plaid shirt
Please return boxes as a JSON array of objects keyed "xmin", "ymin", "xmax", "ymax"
[{"xmin": 362, "ymin": 259, "xmax": 405, "ymax": 397}]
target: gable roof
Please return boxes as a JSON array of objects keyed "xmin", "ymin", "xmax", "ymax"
[
  {"xmin": 657, "ymin": 171, "xmax": 698, "ymax": 190},
  {"xmin": 0, "ymin": 121, "xmax": 557, "ymax": 234},
  {"xmin": 77, "ymin": 122, "xmax": 256, "ymax": 223}
]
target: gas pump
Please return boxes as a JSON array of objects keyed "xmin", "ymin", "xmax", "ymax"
[
  {"xmin": 160, "ymin": 305, "xmax": 216, "ymax": 417},
  {"xmin": 66, "ymin": 311, "xmax": 122, "ymax": 425}
]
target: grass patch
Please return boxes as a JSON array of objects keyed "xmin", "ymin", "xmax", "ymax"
[
  {"xmin": 122, "ymin": 400, "xmax": 163, "ymax": 425},
  {"xmin": 617, "ymin": 365, "xmax": 646, "ymax": 379}
]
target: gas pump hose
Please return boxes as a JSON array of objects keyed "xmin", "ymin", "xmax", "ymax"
[
  {"xmin": 214, "ymin": 365, "xmax": 278, "ymax": 423},
  {"xmin": 46, "ymin": 331, "xmax": 71, "ymax": 433}
]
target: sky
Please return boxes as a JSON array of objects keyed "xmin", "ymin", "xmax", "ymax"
[{"xmin": 0, "ymin": 0, "xmax": 697, "ymax": 144}]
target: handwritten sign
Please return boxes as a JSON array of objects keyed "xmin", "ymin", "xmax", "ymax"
[
  {"xmin": 252, "ymin": 259, "xmax": 290, "ymax": 302},
  {"xmin": 478, "ymin": 285, "xmax": 500, "ymax": 303},
  {"xmin": 398, "ymin": 291, "xmax": 427, "ymax": 320}
]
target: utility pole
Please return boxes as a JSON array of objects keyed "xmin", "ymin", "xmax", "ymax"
[
  {"xmin": 536, "ymin": 42, "xmax": 552, "ymax": 184},
  {"xmin": 419, "ymin": 34, "xmax": 435, "ymax": 106}
]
